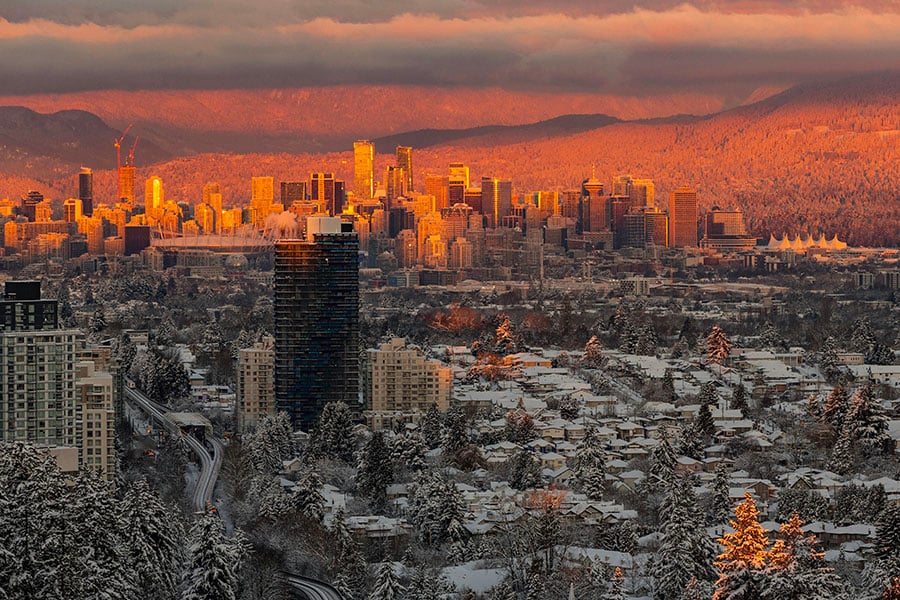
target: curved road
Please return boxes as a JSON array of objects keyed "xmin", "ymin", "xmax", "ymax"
[
  {"xmin": 282, "ymin": 573, "xmax": 344, "ymax": 600},
  {"xmin": 127, "ymin": 384, "xmax": 339, "ymax": 599},
  {"xmin": 124, "ymin": 385, "xmax": 222, "ymax": 512}
]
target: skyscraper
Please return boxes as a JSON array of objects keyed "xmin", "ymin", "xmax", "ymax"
[
  {"xmin": 309, "ymin": 172, "xmax": 338, "ymax": 215},
  {"xmin": 79, "ymin": 167, "xmax": 93, "ymax": 217},
  {"xmin": 274, "ymin": 217, "xmax": 359, "ymax": 429},
  {"xmin": 145, "ymin": 176, "xmax": 164, "ymax": 211},
  {"xmin": 481, "ymin": 177, "xmax": 512, "ymax": 228},
  {"xmin": 396, "ymin": 146, "xmax": 413, "ymax": 192},
  {"xmin": 353, "ymin": 140, "xmax": 374, "ymax": 200},
  {"xmin": 118, "ymin": 165, "xmax": 135, "ymax": 205},
  {"xmin": 251, "ymin": 176, "xmax": 274, "ymax": 226},
  {"xmin": 384, "ymin": 166, "xmax": 407, "ymax": 209},
  {"xmin": 669, "ymin": 186, "xmax": 699, "ymax": 247},
  {"xmin": 580, "ymin": 177, "xmax": 605, "ymax": 233},
  {"xmin": 280, "ymin": 181, "xmax": 307, "ymax": 205}
]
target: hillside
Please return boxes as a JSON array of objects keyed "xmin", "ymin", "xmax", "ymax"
[
  {"xmin": 0, "ymin": 87, "xmax": 725, "ymax": 153},
  {"xmin": 0, "ymin": 107, "xmax": 171, "ymax": 176}
]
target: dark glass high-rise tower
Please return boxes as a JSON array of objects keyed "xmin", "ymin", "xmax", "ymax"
[
  {"xmin": 274, "ymin": 217, "xmax": 359, "ymax": 429},
  {"xmin": 79, "ymin": 167, "xmax": 93, "ymax": 217}
]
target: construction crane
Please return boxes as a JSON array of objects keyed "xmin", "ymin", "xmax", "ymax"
[
  {"xmin": 127, "ymin": 136, "xmax": 139, "ymax": 167},
  {"xmin": 114, "ymin": 124, "xmax": 133, "ymax": 202}
]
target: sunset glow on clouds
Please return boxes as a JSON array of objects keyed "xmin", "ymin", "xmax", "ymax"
[{"xmin": 1, "ymin": 1, "xmax": 899, "ymax": 98}]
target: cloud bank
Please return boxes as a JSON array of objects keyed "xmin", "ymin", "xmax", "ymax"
[{"xmin": 1, "ymin": 2, "xmax": 899, "ymax": 97}]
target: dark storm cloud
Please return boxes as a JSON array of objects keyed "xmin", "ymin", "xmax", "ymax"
[{"xmin": 0, "ymin": 3, "xmax": 899, "ymax": 95}]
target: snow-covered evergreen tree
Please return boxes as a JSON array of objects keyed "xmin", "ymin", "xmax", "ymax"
[
  {"xmin": 678, "ymin": 424, "xmax": 704, "ymax": 461},
  {"xmin": 696, "ymin": 403, "xmax": 716, "ymax": 438},
  {"xmin": 730, "ymin": 384, "xmax": 748, "ymax": 416},
  {"xmin": 583, "ymin": 335, "xmax": 604, "ymax": 368},
  {"xmin": 292, "ymin": 468, "xmax": 326, "ymax": 522},
  {"xmin": 710, "ymin": 466, "xmax": 731, "ymax": 525},
  {"xmin": 761, "ymin": 513, "xmax": 848, "ymax": 600},
  {"xmin": 181, "ymin": 512, "xmax": 242, "ymax": 600},
  {"xmin": 662, "ymin": 369, "xmax": 677, "ymax": 403},
  {"xmin": 828, "ymin": 423, "xmax": 855, "ymax": 475},
  {"xmin": 653, "ymin": 475, "xmax": 717, "ymax": 600},
  {"xmin": 649, "ymin": 436, "xmax": 677, "ymax": 491},
  {"xmin": 846, "ymin": 383, "xmax": 892, "ymax": 456},
  {"xmin": 706, "ymin": 325, "xmax": 732, "ymax": 366},
  {"xmin": 368, "ymin": 563, "xmax": 404, "ymax": 600},
  {"xmin": 406, "ymin": 566, "xmax": 453, "ymax": 600},
  {"xmin": 575, "ymin": 426, "xmax": 607, "ymax": 500},
  {"xmin": 407, "ymin": 471, "xmax": 465, "ymax": 545},
  {"xmin": 819, "ymin": 336, "xmax": 842, "ymax": 382},
  {"xmin": 310, "ymin": 401, "xmax": 356, "ymax": 462},
  {"xmin": 850, "ymin": 317, "xmax": 877, "ymax": 354},
  {"xmin": 509, "ymin": 448, "xmax": 542, "ymax": 490},
  {"xmin": 389, "ymin": 431, "xmax": 428, "ymax": 472},
  {"xmin": 602, "ymin": 567, "xmax": 626, "ymax": 600},
  {"xmin": 120, "ymin": 479, "xmax": 184, "ymax": 600},
  {"xmin": 758, "ymin": 322, "xmax": 782, "ymax": 350},
  {"xmin": 698, "ymin": 381, "xmax": 720, "ymax": 407},
  {"xmin": 421, "ymin": 404, "xmax": 444, "ymax": 449},
  {"xmin": 442, "ymin": 404, "xmax": 470, "ymax": 456},
  {"xmin": 820, "ymin": 384, "xmax": 850, "ymax": 431},
  {"xmin": 356, "ymin": 431, "xmax": 394, "ymax": 509},
  {"xmin": 713, "ymin": 493, "xmax": 769, "ymax": 600},
  {"xmin": 877, "ymin": 504, "xmax": 900, "ymax": 559}
]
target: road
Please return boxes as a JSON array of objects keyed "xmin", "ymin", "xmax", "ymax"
[
  {"xmin": 124, "ymin": 385, "xmax": 222, "ymax": 512},
  {"xmin": 127, "ymin": 385, "xmax": 339, "ymax": 599},
  {"xmin": 282, "ymin": 573, "xmax": 344, "ymax": 600}
]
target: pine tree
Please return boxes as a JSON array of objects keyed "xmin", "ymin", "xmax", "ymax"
[
  {"xmin": 636, "ymin": 322, "xmax": 659, "ymax": 356},
  {"xmin": 828, "ymin": 423, "xmax": 855, "ymax": 475},
  {"xmin": 389, "ymin": 432, "xmax": 427, "ymax": 472},
  {"xmin": 696, "ymin": 403, "xmax": 716, "ymax": 438},
  {"xmin": 526, "ymin": 571, "xmax": 547, "ymax": 600},
  {"xmin": 356, "ymin": 431, "xmax": 394, "ymax": 509},
  {"xmin": 421, "ymin": 404, "xmax": 444, "ymax": 449},
  {"xmin": 707, "ymin": 325, "xmax": 732, "ymax": 366},
  {"xmin": 575, "ymin": 426, "xmax": 607, "ymax": 500},
  {"xmin": 292, "ymin": 468, "xmax": 326, "ymax": 522},
  {"xmin": 820, "ymin": 384, "xmax": 849, "ymax": 430},
  {"xmin": 310, "ymin": 401, "xmax": 356, "ymax": 462},
  {"xmin": 509, "ymin": 449, "xmax": 542, "ymax": 490},
  {"xmin": 885, "ymin": 578, "xmax": 900, "ymax": 600},
  {"xmin": 876, "ymin": 504, "xmax": 900, "ymax": 559},
  {"xmin": 602, "ymin": 567, "xmax": 626, "ymax": 600},
  {"xmin": 653, "ymin": 476, "xmax": 718, "ymax": 600},
  {"xmin": 730, "ymin": 384, "xmax": 748, "ymax": 416},
  {"xmin": 713, "ymin": 493, "xmax": 769, "ymax": 600},
  {"xmin": 406, "ymin": 566, "xmax": 452, "ymax": 600},
  {"xmin": 868, "ymin": 342, "xmax": 895, "ymax": 366},
  {"xmin": 120, "ymin": 479, "xmax": 184, "ymax": 600},
  {"xmin": 761, "ymin": 513, "xmax": 847, "ymax": 600},
  {"xmin": 850, "ymin": 317, "xmax": 877, "ymax": 354},
  {"xmin": 698, "ymin": 381, "xmax": 720, "ymax": 407},
  {"xmin": 663, "ymin": 369, "xmax": 677, "ymax": 403},
  {"xmin": 758, "ymin": 323, "xmax": 782, "ymax": 350},
  {"xmin": 584, "ymin": 335, "xmax": 604, "ymax": 368},
  {"xmin": 649, "ymin": 436, "xmax": 677, "ymax": 491},
  {"xmin": 90, "ymin": 306, "xmax": 107, "ymax": 334},
  {"xmin": 331, "ymin": 509, "xmax": 367, "ymax": 599},
  {"xmin": 846, "ymin": 383, "xmax": 892, "ymax": 456},
  {"xmin": 181, "ymin": 512, "xmax": 242, "ymax": 600},
  {"xmin": 490, "ymin": 581, "xmax": 518, "ymax": 600},
  {"xmin": 678, "ymin": 424, "xmax": 704, "ymax": 461},
  {"xmin": 368, "ymin": 563, "xmax": 404, "ymax": 600},
  {"xmin": 710, "ymin": 466, "xmax": 731, "ymax": 525},
  {"xmin": 819, "ymin": 336, "xmax": 842, "ymax": 382},
  {"xmin": 442, "ymin": 404, "xmax": 470, "ymax": 457}
]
